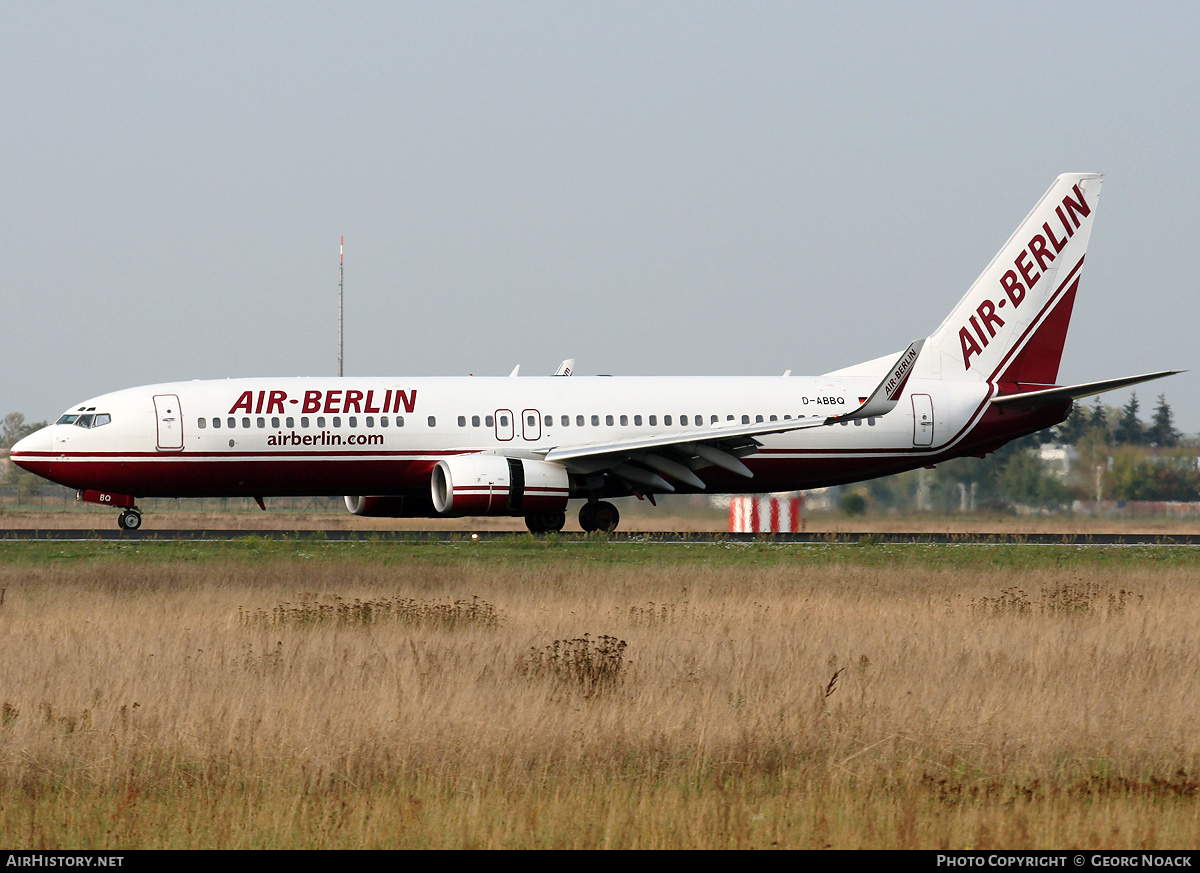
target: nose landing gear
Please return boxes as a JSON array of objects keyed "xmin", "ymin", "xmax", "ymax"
[{"xmin": 77, "ymin": 490, "xmax": 142, "ymax": 531}]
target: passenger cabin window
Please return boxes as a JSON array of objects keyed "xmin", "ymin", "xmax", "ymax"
[
  {"xmin": 472, "ymin": 415, "xmax": 481, "ymax": 427},
  {"xmin": 198, "ymin": 418, "xmax": 207, "ymax": 429},
  {"xmin": 591, "ymin": 415, "xmax": 599, "ymax": 426},
  {"xmin": 365, "ymin": 416, "xmax": 373, "ymax": 428},
  {"xmin": 348, "ymin": 416, "xmax": 357, "ymax": 428},
  {"xmin": 606, "ymin": 415, "xmax": 614, "ymax": 426},
  {"xmin": 741, "ymin": 415, "xmax": 750, "ymax": 424},
  {"xmin": 576, "ymin": 415, "xmax": 584, "ymax": 427},
  {"xmin": 271, "ymin": 417, "xmax": 281, "ymax": 428},
  {"xmin": 484, "ymin": 415, "xmax": 493, "ymax": 427},
  {"xmin": 397, "ymin": 416, "xmax": 405, "ymax": 427},
  {"xmin": 458, "ymin": 416, "xmax": 467, "ymax": 427},
  {"xmin": 242, "ymin": 417, "xmax": 251, "ymax": 428},
  {"xmin": 301, "ymin": 417, "xmax": 310, "ymax": 428},
  {"xmin": 316, "ymin": 417, "xmax": 326, "ymax": 428},
  {"xmin": 561, "ymin": 415, "xmax": 570, "ymax": 427},
  {"xmin": 427, "ymin": 416, "xmax": 436, "ymax": 427},
  {"xmin": 619, "ymin": 415, "xmax": 628, "ymax": 426},
  {"xmin": 648, "ymin": 415, "xmax": 656, "ymax": 426},
  {"xmin": 380, "ymin": 416, "xmax": 388, "ymax": 428},
  {"xmin": 332, "ymin": 417, "xmax": 341, "ymax": 428},
  {"xmin": 634, "ymin": 415, "xmax": 642, "ymax": 426}
]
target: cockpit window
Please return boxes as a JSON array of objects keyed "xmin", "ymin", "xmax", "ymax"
[{"xmin": 57, "ymin": 412, "xmax": 111, "ymax": 428}]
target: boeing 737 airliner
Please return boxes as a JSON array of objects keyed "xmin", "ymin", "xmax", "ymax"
[{"xmin": 10, "ymin": 174, "xmax": 1178, "ymax": 532}]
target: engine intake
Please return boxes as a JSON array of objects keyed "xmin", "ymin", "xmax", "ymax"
[{"xmin": 344, "ymin": 494, "xmax": 436, "ymax": 517}]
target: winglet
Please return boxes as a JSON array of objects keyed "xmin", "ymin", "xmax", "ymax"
[{"xmin": 829, "ymin": 339, "xmax": 925, "ymax": 423}]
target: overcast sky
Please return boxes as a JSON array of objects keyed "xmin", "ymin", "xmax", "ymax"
[{"xmin": 3, "ymin": 2, "xmax": 1196, "ymax": 431}]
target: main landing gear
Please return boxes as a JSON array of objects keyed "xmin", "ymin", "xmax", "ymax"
[
  {"xmin": 117, "ymin": 508, "xmax": 143, "ymax": 531},
  {"xmin": 578, "ymin": 500, "xmax": 619, "ymax": 533},
  {"xmin": 524, "ymin": 511, "xmax": 567, "ymax": 533},
  {"xmin": 523, "ymin": 501, "xmax": 620, "ymax": 533}
]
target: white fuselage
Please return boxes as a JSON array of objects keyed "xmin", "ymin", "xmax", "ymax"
[{"xmin": 13, "ymin": 373, "xmax": 1022, "ymax": 503}]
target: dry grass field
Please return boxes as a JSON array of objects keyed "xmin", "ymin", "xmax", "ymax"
[{"xmin": 0, "ymin": 538, "xmax": 1197, "ymax": 848}]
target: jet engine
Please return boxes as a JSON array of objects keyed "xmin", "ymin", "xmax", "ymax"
[{"xmin": 431, "ymin": 454, "xmax": 570, "ymax": 516}]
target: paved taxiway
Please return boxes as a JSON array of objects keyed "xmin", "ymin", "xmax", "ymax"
[{"xmin": 3, "ymin": 529, "xmax": 1199, "ymax": 545}]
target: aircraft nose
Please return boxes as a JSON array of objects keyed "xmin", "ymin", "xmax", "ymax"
[{"xmin": 9, "ymin": 426, "xmax": 52, "ymax": 466}]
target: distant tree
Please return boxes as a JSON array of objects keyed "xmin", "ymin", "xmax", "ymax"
[
  {"xmin": 1113, "ymin": 394, "xmax": 1144, "ymax": 446},
  {"xmin": 1053, "ymin": 403, "xmax": 1089, "ymax": 445},
  {"xmin": 998, "ymin": 448, "xmax": 1070, "ymax": 509},
  {"xmin": 2, "ymin": 412, "xmax": 49, "ymax": 504},
  {"xmin": 1086, "ymin": 397, "xmax": 1109, "ymax": 438},
  {"xmin": 840, "ymin": 491, "xmax": 867, "ymax": 516},
  {"xmin": 1107, "ymin": 447, "xmax": 1152, "ymax": 501},
  {"xmin": 1, "ymin": 412, "xmax": 44, "ymax": 450},
  {"xmin": 1146, "ymin": 394, "xmax": 1181, "ymax": 448}
]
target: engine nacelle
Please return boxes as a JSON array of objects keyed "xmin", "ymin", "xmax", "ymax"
[
  {"xmin": 431, "ymin": 455, "xmax": 570, "ymax": 516},
  {"xmin": 344, "ymin": 494, "xmax": 436, "ymax": 517}
]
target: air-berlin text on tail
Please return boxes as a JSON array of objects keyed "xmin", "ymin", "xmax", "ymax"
[
  {"xmin": 228, "ymin": 388, "xmax": 417, "ymax": 416},
  {"xmin": 959, "ymin": 184, "xmax": 1091, "ymax": 370}
]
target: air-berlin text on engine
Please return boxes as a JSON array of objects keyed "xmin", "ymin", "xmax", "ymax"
[
  {"xmin": 227, "ymin": 388, "xmax": 417, "ymax": 416},
  {"xmin": 959, "ymin": 183, "xmax": 1091, "ymax": 370}
]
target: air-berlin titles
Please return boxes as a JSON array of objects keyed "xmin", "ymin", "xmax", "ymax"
[
  {"xmin": 228, "ymin": 388, "xmax": 417, "ymax": 416},
  {"xmin": 958, "ymin": 184, "xmax": 1091, "ymax": 370},
  {"xmin": 884, "ymin": 344, "xmax": 920, "ymax": 400}
]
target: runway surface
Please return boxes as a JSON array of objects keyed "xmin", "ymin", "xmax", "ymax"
[{"xmin": 3, "ymin": 529, "xmax": 1200, "ymax": 545}]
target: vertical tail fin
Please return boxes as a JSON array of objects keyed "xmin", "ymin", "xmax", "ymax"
[{"xmin": 917, "ymin": 173, "xmax": 1102, "ymax": 390}]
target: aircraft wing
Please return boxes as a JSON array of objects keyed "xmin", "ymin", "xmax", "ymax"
[
  {"xmin": 538, "ymin": 340, "xmax": 925, "ymax": 492},
  {"xmin": 990, "ymin": 370, "xmax": 1182, "ymax": 409}
]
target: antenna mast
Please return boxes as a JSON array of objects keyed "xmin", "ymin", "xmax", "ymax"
[{"xmin": 338, "ymin": 235, "xmax": 344, "ymax": 377}]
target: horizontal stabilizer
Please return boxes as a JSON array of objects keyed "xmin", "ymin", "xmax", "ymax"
[{"xmin": 990, "ymin": 370, "xmax": 1183, "ymax": 409}]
